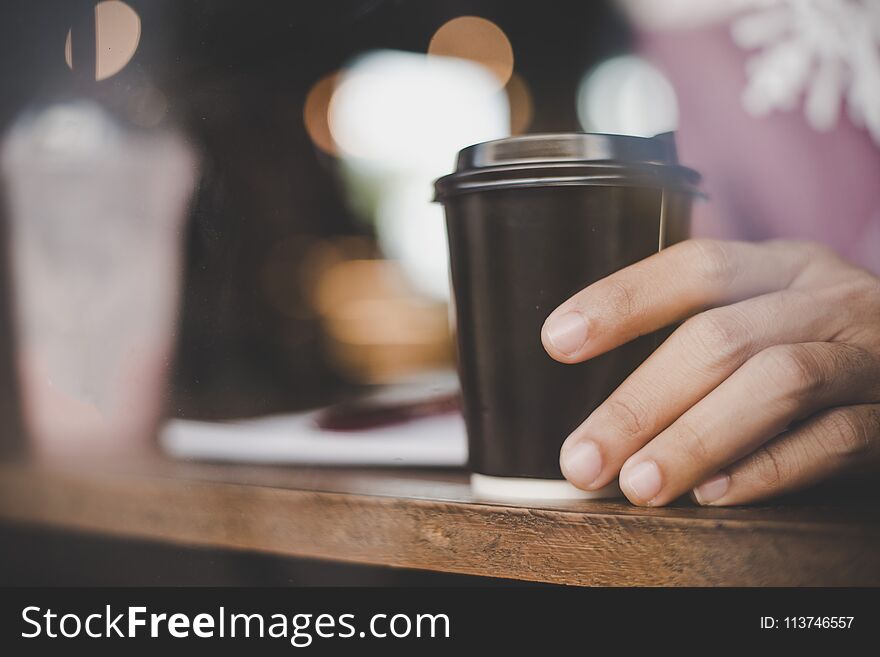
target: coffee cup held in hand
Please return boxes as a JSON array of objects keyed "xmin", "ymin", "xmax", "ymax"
[{"xmin": 434, "ymin": 132, "xmax": 699, "ymax": 500}]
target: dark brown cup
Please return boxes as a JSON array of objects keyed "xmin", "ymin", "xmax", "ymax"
[{"xmin": 435, "ymin": 133, "xmax": 699, "ymax": 496}]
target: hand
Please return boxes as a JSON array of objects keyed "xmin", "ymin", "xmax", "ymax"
[{"xmin": 541, "ymin": 239, "xmax": 880, "ymax": 506}]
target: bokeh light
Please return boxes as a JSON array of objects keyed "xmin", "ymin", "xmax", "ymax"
[
  {"xmin": 313, "ymin": 259, "xmax": 452, "ymax": 382},
  {"xmin": 506, "ymin": 73, "xmax": 533, "ymax": 134},
  {"xmin": 64, "ymin": 0, "xmax": 141, "ymax": 81},
  {"xmin": 329, "ymin": 50, "xmax": 507, "ymax": 168},
  {"xmin": 300, "ymin": 237, "xmax": 377, "ymax": 312},
  {"xmin": 64, "ymin": 31, "xmax": 72, "ymax": 69},
  {"xmin": 428, "ymin": 16, "xmax": 514, "ymax": 89},
  {"xmin": 328, "ymin": 50, "xmax": 509, "ymax": 301},
  {"xmin": 375, "ymin": 183, "xmax": 450, "ymax": 300},
  {"xmin": 303, "ymin": 72, "xmax": 340, "ymax": 155},
  {"xmin": 577, "ymin": 55, "xmax": 679, "ymax": 137}
]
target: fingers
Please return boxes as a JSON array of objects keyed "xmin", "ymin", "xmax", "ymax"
[
  {"xmin": 692, "ymin": 404, "xmax": 880, "ymax": 506},
  {"xmin": 616, "ymin": 342, "xmax": 880, "ymax": 505},
  {"xmin": 560, "ymin": 289, "xmax": 842, "ymax": 491},
  {"xmin": 541, "ymin": 239, "xmax": 815, "ymax": 364}
]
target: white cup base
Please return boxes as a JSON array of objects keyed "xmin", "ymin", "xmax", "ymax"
[{"xmin": 470, "ymin": 473, "xmax": 621, "ymax": 501}]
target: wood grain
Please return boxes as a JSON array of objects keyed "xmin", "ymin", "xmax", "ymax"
[{"xmin": 0, "ymin": 460, "xmax": 878, "ymax": 586}]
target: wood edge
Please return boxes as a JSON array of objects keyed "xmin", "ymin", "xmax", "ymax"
[{"xmin": 1, "ymin": 465, "xmax": 879, "ymax": 585}]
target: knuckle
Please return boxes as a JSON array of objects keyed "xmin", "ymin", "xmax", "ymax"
[
  {"xmin": 827, "ymin": 343, "xmax": 874, "ymax": 377},
  {"xmin": 796, "ymin": 239, "xmax": 833, "ymax": 260},
  {"xmin": 831, "ymin": 277, "xmax": 880, "ymax": 348},
  {"xmin": 688, "ymin": 239, "xmax": 738, "ymax": 286},
  {"xmin": 854, "ymin": 276, "xmax": 880, "ymax": 308},
  {"xmin": 673, "ymin": 420, "xmax": 712, "ymax": 465},
  {"xmin": 599, "ymin": 393, "xmax": 649, "ymax": 438},
  {"xmin": 749, "ymin": 444, "xmax": 789, "ymax": 490},
  {"xmin": 785, "ymin": 240, "xmax": 834, "ymax": 256},
  {"xmin": 824, "ymin": 407, "xmax": 879, "ymax": 458},
  {"xmin": 605, "ymin": 279, "xmax": 638, "ymax": 320},
  {"xmin": 847, "ymin": 276, "xmax": 880, "ymax": 318},
  {"xmin": 766, "ymin": 239, "xmax": 835, "ymax": 289},
  {"xmin": 682, "ymin": 308, "xmax": 753, "ymax": 370},
  {"xmin": 868, "ymin": 275, "xmax": 880, "ymax": 305},
  {"xmin": 776, "ymin": 239, "xmax": 834, "ymax": 265},
  {"xmin": 751, "ymin": 344, "xmax": 827, "ymax": 399}
]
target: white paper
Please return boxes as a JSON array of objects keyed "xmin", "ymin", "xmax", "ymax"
[{"xmin": 160, "ymin": 410, "xmax": 468, "ymax": 467}]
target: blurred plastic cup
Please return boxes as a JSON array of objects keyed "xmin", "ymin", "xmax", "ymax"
[{"xmin": 0, "ymin": 101, "xmax": 197, "ymax": 462}]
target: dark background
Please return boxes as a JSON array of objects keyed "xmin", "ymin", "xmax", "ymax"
[
  {"xmin": 0, "ymin": 0, "xmax": 630, "ymax": 432},
  {"xmin": 0, "ymin": 1, "xmax": 629, "ymax": 583}
]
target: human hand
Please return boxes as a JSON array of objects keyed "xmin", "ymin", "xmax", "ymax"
[{"xmin": 541, "ymin": 239, "xmax": 880, "ymax": 506}]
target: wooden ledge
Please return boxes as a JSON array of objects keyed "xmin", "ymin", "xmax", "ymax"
[{"xmin": 0, "ymin": 460, "xmax": 878, "ymax": 586}]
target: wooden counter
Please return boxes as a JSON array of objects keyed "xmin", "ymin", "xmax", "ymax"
[{"xmin": 0, "ymin": 460, "xmax": 878, "ymax": 586}]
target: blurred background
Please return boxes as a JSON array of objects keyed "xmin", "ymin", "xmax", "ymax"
[
  {"xmin": 0, "ymin": 1, "xmax": 647, "ymax": 584},
  {"xmin": 0, "ymin": 0, "xmax": 673, "ymax": 454}
]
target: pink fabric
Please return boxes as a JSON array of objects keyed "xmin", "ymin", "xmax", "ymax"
[{"xmin": 639, "ymin": 24, "xmax": 880, "ymax": 274}]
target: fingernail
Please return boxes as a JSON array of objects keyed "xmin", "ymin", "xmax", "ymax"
[
  {"xmin": 623, "ymin": 460, "xmax": 662, "ymax": 503},
  {"xmin": 692, "ymin": 473, "xmax": 730, "ymax": 505},
  {"xmin": 545, "ymin": 312, "xmax": 588, "ymax": 356},
  {"xmin": 560, "ymin": 440, "xmax": 603, "ymax": 489}
]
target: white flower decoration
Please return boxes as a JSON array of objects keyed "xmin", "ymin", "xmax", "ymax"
[
  {"xmin": 621, "ymin": 0, "xmax": 880, "ymax": 144},
  {"xmin": 732, "ymin": 0, "xmax": 880, "ymax": 142}
]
